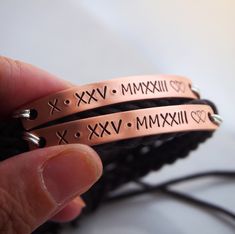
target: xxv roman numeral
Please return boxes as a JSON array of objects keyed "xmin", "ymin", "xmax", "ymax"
[
  {"xmin": 75, "ymin": 86, "xmax": 107, "ymax": 107},
  {"xmin": 87, "ymin": 119, "xmax": 122, "ymax": 140}
]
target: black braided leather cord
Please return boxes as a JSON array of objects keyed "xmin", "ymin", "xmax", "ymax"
[{"xmin": 0, "ymin": 98, "xmax": 218, "ymax": 234}]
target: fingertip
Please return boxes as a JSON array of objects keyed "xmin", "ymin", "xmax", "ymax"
[
  {"xmin": 50, "ymin": 197, "xmax": 85, "ymax": 223},
  {"xmin": 0, "ymin": 144, "xmax": 102, "ymax": 231},
  {"xmin": 72, "ymin": 144, "xmax": 103, "ymax": 179},
  {"xmin": 41, "ymin": 144, "xmax": 103, "ymax": 205}
]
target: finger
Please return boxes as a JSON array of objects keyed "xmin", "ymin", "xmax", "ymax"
[
  {"xmin": 50, "ymin": 197, "xmax": 86, "ymax": 223},
  {"xmin": 0, "ymin": 144, "xmax": 102, "ymax": 233},
  {"xmin": 0, "ymin": 56, "xmax": 72, "ymax": 117}
]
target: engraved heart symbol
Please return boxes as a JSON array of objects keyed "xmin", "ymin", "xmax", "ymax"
[
  {"xmin": 191, "ymin": 110, "xmax": 206, "ymax": 123},
  {"xmin": 170, "ymin": 80, "xmax": 186, "ymax": 93}
]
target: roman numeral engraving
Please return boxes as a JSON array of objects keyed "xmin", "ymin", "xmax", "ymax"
[
  {"xmin": 121, "ymin": 80, "xmax": 168, "ymax": 95},
  {"xmin": 56, "ymin": 130, "xmax": 68, "ymax": 144},
  {"xmin": 75, "ymin": 92, "xmax": 87, "ymax": 106},
  {"xmin": 169, "ymin": 113, "xmax": 178, "ymax": 126},
  {"xmin": 184, "ymin": 111, "xmax": 188, "ymax": 124},
  {"xmin": 75, "ymin": 86, "xmax": 107, "ymax": 107},
  {"xmin": 111, "ymin": 120, "xmax": 122, "ymax": 134},
  {"xmin": 96, "ymin": 85, "xmax": 107, "ymax": 99},
  {"xmin": 99, "ymin": 122, "xmax": 111, "ymax": 137},
  {"xmin": 86, "ymin": 89, "xmax": 97, "ymax": 103},
  {"xmin": 87, "ymin": 119, "xmax": 122, "ymax": 140},
  {"xmin": 136, "ymin": 111, "xmax": 188, "ymax": 130},
  {"xmin": 87, "ymin": 124, "xmax": 99, "ymax": 140},
  {"xmin": 46, "ymin": 108, "xmax": 210, "ymax": 146},
  {"xmin": 48, "ymin": 99, "xmax": 61, "ymax": 115},
  {"xmin": 161, "ymin": 113, "xmax": 171, "ymax": 127},
  {"xmin": 149, "ymin": 114, "xmax": 160, "ymax": 128}
]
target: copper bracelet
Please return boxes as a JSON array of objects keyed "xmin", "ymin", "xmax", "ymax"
[
  {"xmin": 24, "ymin": 104, "xmax": 220, "ymax": 149},
  {"xmin": 13, "ymin": 75, "xmax": 199, "ymax": 130}
]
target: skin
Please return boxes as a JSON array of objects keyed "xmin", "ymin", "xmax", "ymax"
[{"xmin": 0, "ymin": 56, "xmax": 103, "ymax": 233}]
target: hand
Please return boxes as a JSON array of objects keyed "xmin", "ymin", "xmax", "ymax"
[{"xmin": 0, "ymin": 56, "xmax": 103, "ymax": 234}]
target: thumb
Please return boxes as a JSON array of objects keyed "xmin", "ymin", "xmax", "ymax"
[{"xmin": 0, "ymin": 144, "xmax": 102, "ymax": 234}]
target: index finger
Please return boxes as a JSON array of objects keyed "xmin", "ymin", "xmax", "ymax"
[{"xmin": 0, "ymin": 56, "xmax": 72, "ymax": 118}]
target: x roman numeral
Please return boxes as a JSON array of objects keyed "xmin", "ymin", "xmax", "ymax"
[
  {"xmin": 142, "ymin": 81, "xmax": 152, "ymax": 94},
  {"xmin": 149, "ymin": 81, "xmax": 161, "ymax": 92},
  {"xmin": 88, "ymin": 124, "xmax": 99, "ymax": 140},
  {"xmin": 75, "ymin": 92, "xmax": 87, "ymax": 107},
  {"xmin": 169, "ymin": 113, "xmax": 178, "ymax": 126},
  {"xmin": 161, "ymin": 113, "xmax": 171, "ymax": 127},
  {"xmin": 48, "ymin": 99, "xmax": 61, "ymax": 115},
  {"xmin": 56, "ymin": 130, "xmax": 68, "ymax": 145},
  {"xmin": 99, "ymin": 122, "xmax": 111, "ymax": 137}
]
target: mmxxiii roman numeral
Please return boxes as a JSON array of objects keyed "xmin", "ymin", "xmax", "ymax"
[{"xmin": 136, "ymin": 111, "xmax": 188, "ymax": 130}]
